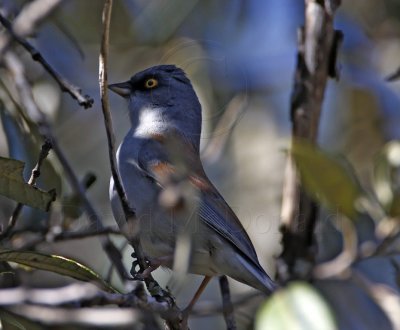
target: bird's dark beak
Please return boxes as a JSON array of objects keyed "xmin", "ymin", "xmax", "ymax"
[{"xmin": 108, "ymin": 81, "xmax": 131, "ymax": 98}]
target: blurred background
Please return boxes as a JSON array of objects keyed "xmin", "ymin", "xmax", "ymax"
[{"xmin": 1, "ymin": 0, "xmax": 400, "ymax": 328}]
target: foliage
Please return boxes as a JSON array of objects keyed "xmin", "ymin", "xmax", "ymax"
[
  {"xmin": 281, "ymin": 140, "xmax": 400, "ymax": 329},
  {"xmin": 256, "ymin": 282, "xmax": 336, "ymax": 330},
  {"xmin": 0, "ymin": 249, "xmax": 116, "ymax": 293},
  {"xmin": 291, "ymin": 140, "xmax": 363, "ymax": 219},
  {"xmin": 0, "ymin": 157, "xmax": 55, "ymax": 211},
  {"xmin": 0, "ymin": 0, "xmax": 399, "ymax": 329}
]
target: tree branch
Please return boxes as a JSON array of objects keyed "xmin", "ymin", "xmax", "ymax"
[
  {"xmin": 0, "ymin": 0, "xmax": 62, "ymax": 58},
  {"xmin": 0, "ymin": 139, "xmax": 53, "ymax": 239},
  {"xmin": 98, "ymin": 1, "xmax": 181, "ymax": 328},
  {"xmin": 3, "ymin": 50, "xmax": 129, "ymax": 284},
  {"xmin": 218, "ymin": 276, "xmax": 236, "ymax": 330},
  {"xmin": 0, "ymin": 13, "xmax": 94, "ymax": 109},
  {"xmin": 0, "ymin": 283, "xmax": 262, "ymax": 322},
  {"xmin": 10, "ymin": 226, "xmax": 123, "ymax": 251},
  {"xmin": 0, "ymin": 283, "xmax": 164, "ymax": 329},
  {"xmin": 279, "ymin": 0, "xmax": 343, "ymax": 280}
]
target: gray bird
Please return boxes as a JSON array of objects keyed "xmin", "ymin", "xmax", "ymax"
[{"xmin": 108, "ymin": 65, "xmax": 276, "ymax": 306}]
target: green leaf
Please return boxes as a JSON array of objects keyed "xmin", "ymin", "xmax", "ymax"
[
  {"xmin": 0, "ymin": 250, "xmax": 117, "ymax": 293},
  {"xmin": 292, "ymin": 141, "xmax": 363, "ymax": 219},
  {"xmin": 373, "ymin": 141, "xmax": 400, "ymax": 216},
  {"xmin": 0, "ymin": 157, "xmax": 56, "ymax": 211},
  {"xmin": 389, "ymin": 193, "xmax": 400, "ymax": 218},
  {"xmin": 0, "ymin": 310, "xmax": 43, "ymax": 330},
  {"xmin": 256, "ymin": 282, "xmax": 336, "ymax": 330}
]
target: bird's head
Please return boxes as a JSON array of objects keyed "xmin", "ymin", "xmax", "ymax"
[{"xmin": 109, "ymin": 65, "xmax": 202, "ymax": 149}]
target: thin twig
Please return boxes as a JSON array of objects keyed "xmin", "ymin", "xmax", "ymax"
[
  {"xmin": 351, "ymin": 268, "xmax": 400, "ymax": 328},
  {"xmin": 2, "ymin": 305, "xmax": 145, "ymax": 328},
  {"xmin": 373, "ymin": 227, "xmax": 400, "ymax": 256},
  {"xmin": 0, "ymin": 282, "xmax": 165, "ymax": 327},
  {"xmin": 218, "ymin": 276, "xmax": 236, "ymax": 330},
  {"xmin": 0, "ymin": 14, "xmax": 94, "ymax": 109},
  {"xmin": 3, "ymin": 50, "xmax": 129, "ymax": 283},
  {"xmin": 51, "ymin": 139, "xmax": 130, "ymax": 280},
  {"xmin": 106, "ymin": 241, "xmax": 129, "ymax": 283},
  {"xmin": 313, "ymin": 217, "xmax": 357, "ymax": 279},
  {"xmin": 98, "ymin": 1, "xmax": 181, "ymax": 328},
  {"xmin": 52, "ymin": 226, "xmax": 122, "ymax": 240},
  {"xmin": 12, "ymin": 226, "xmax": 123, "ymax": 250},
  {"xmin": 386, "ymin": 68, "xmax": 400, "ymax": 82},
  {"xmin": 0, "ymin": 283, "xmax": 114, "ymax": 306},
  {"xmin": 0, "ymin": 139, "xmax": 53, "ymax": 240},
  {"xmin": 0, "ymin": 282, "xmax": 152, "ymax": 309},
  {"xmin": 98, "ymin": 0, "xmax": 136, "ymax": 230},
  {"xmin": 0, "ymin": 282, "xmax": 262, "ymax": 320},
  {"xmin": 0, "ymin": 0, "xmax": 63, "ymax": 58}
]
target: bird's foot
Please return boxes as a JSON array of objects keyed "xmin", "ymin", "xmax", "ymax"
[
  {"xmin": 130, "ymin": 255, "xmax": 173, "ymax": 280},
  {"xmin": 132, "ymin": 264, "xmax": 159, "ymax": 281}
]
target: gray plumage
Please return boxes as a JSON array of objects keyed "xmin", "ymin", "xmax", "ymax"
[{"xmin": 109, "ymin": 65, "xmax": 276, "ymax": 294}]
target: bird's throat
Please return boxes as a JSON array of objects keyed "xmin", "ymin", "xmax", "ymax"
[{"xmin": 134, "ymin": 106, "xmax": 168, "ymax": 137}]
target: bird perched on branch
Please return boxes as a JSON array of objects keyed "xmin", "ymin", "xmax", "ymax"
[{"xmin": 109, "ymin": 65, "xmax": 276, "ymax": 309}]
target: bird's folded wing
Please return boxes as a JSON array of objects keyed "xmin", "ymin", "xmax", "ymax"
[
  {"xmin": 195, "ymin": 184, "xmax": 264, "ymax": 269},
  {"xmin": 138, "ymin": 137, "xmax": 266, "ymax": 272}
]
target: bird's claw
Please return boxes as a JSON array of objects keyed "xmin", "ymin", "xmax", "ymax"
[
  {"xmin": 130, "ymin": 266, "xmax": 152, "ymax": 281},
  {"xmin": 130, "ymin": 254, "xmax": 152, "ymax": 280},
  {"xmin": 132, "ymin": 273, "xmax": 146, "ymax": 281},
  {"xmin": 130, "ymin": 260, "xmax": 140, "ymax": 277},
  {"xmin": 130, "ymin": 253, "xmax": 167, "ymax": 281}
]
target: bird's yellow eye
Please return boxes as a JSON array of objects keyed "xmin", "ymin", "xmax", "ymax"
[{"xmin": 144, "ymin": 78, "xmax": 158, "ymax": 89}]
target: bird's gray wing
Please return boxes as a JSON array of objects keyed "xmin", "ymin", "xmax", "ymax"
[
  {"xmin": 137, "ymin": 137, "xmax": 266, "ymax": 273},
  {"xmin": 196, "ymin": 181, "xmax": 263, "ymax": 268}
]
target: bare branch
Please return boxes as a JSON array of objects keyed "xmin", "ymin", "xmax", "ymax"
[
  {"xmin": 373, "ymin": 226, "xmax": 400, "ymax": 256},
  {"xmin": 0, "ymin": 283, "xmax": 156, "ymax": 310},
  {"xmin": 313, "ymin": 218, "xmax": 357, "ymax": 278},
  {"xmin": 0, "ymin": 282, "xmax": 262, "ymax": 322},
  {"xmin": 324, "ymin": 0, "xmax": 341, "ymax": 15},
  {"xmin": 0, "ymin": 14, "xmax": 94, "ymax": 109},
  {"xmin": 98, "ymin": 2, "xmax": 182, "ymax": 327},
  {"xmin": 51, "ymin": 226, "xmax": 122, "ymax": 241},
  {"xmin": 3, "ymin": 51, "xmax": 129, "ymax": 284},
  {"xmin": 0, "ymin": 139, "xmax": 53, "ymax": 239},
  {"xmin": 0, "ymin": 0, "xmax": 63, "ymax": 58},
  {"xmin": 2, "ymin": 305, "xmax": 145, "ymax": 328},
  {"xmin": 10, "ymin": 226, "xmax": 123, "ymax": 251},
  {"xmin": 386, "ymin": 68, "xmax": 400, "ymax": 82},
  {"xmin": 279, "ymin": 0, "xmax": 342, "ymax": 279},
  {"xmin": 98, "ymin": 0, "xmax": 135, "ymax": 231},
  {"xmin": 0, "ymin": 283, "xmax": 107, "ymax": 306},
  {"xmin": 218, "ymin": 276, "xmax": 237, "ymax": 330}
]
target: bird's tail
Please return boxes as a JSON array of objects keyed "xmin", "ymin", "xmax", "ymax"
[{"xmin": 229, "ymin": 253, "xmax": 278, "ymax": 295}]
